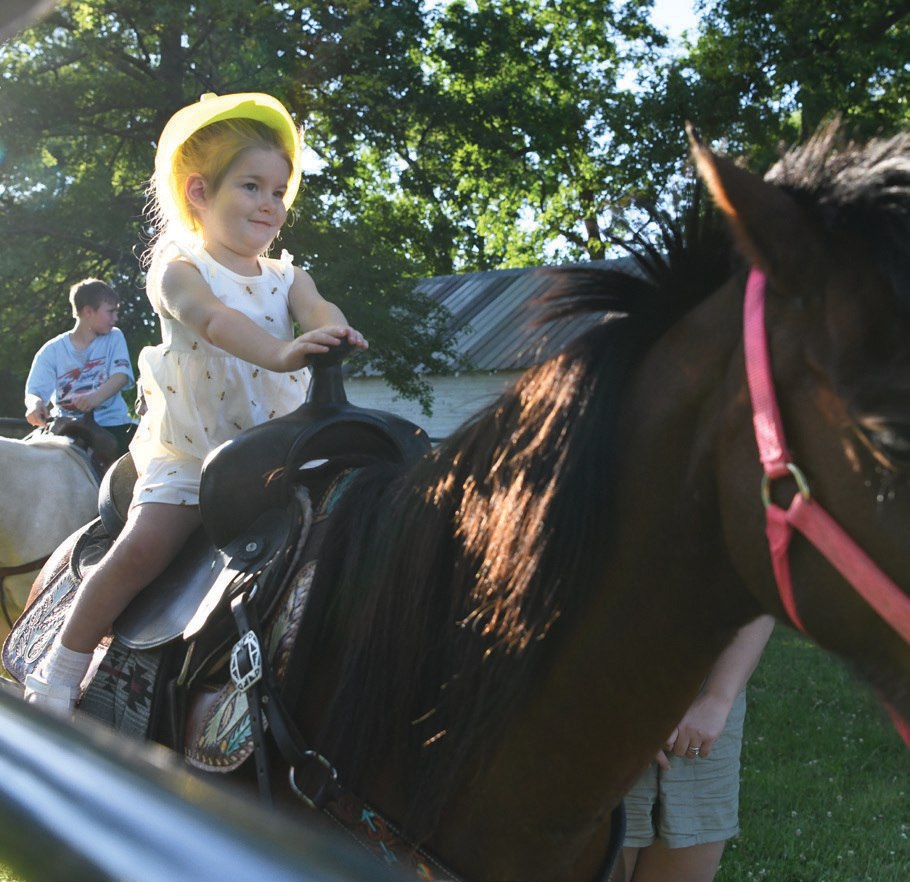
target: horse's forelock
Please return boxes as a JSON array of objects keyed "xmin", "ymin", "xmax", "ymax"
[{"xmin": 766, "ymin": 123, "xmax": 910, "ymax": 312}]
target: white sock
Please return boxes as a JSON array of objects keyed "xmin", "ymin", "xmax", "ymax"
[{"xmin": 41, "ymin": 641, "xmax": 93, "ymax": 688}]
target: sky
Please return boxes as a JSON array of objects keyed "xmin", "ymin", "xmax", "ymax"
[{"xmin": 650, "ymin": 0, "xmax": 700, "ymax": 41}]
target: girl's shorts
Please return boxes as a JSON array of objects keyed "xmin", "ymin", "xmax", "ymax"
[
  {"xmin": 623, "ymin": 689, "xmax": 747, "ymax": 849},
  {"xmin": 130, "ymin": 454, "xmax": 202, "ymax": 509}
]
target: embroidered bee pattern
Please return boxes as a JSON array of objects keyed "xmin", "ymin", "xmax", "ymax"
[
  {"xmin": 167, "ymin": 470, "xmax": 177, "ymax": 477},
  {"xmin": 220, "ymin": 391, "xmax": 225, "ymax": 400},
  {"xmin": 233, "ymin": 421, "xmax": 242, "ymax": 430},
  {"xmin": 185, "ymin": 434, "xmax": 193, "ymax": 444},
  {"xmin": 269, "ymin": 410, "xmax": 276, "ymax": 419},
  {"xmin": 192, "ymin": 341, "xmax": 198, "ymax": 350},
  {"xmin": 245, "ymin": 285, "xmax": 253, "ymax": 294},
  {"xmin": 167, "ymin": 386, "xmax": 176, "ymax": 394},
  {"xmin": 207, "ymin": 371, "xmax": 212, "ymax": 380},
  {"xmin": 265, "ymin": 315, "xmax": 274, "ymax": 323},
  {"xmin": 251, "ymin": 368, "xmax": 259, "ymax": 378}
]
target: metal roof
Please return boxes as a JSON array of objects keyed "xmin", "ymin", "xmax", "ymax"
[{"xmin": 416, "ymin": 257, "xmax": 639, "ymax": 372}]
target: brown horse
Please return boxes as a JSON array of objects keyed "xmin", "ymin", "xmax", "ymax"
[
  {"xmin": 262, "ymin": 123, "xmax": 910, "ymax": 880},
  {"xmin": 7, "ymin": 123, "xmax": 909, "ymax": 881}
]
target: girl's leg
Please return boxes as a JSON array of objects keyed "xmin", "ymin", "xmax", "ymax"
[
  {"xmin": 25, "ymin": 502, "xmax": 200, "ymax": 713},
  {"xmin": 61, "ymin": 501, "xmax": 202, "ymax": 652}
]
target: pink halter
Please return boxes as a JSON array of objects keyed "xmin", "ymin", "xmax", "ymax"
[{"xmin": 743, "ymin": 268, "xmax": 910, "ymax": 746}]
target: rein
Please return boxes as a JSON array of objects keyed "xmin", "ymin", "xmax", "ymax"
[{"xmin": 743, "ymin": 267, "xmax": 910, "ymax": 745}]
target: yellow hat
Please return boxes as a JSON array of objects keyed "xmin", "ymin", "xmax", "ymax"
[{"xmin": 154, "ymin": 92, "xmax": 303, "ymax": 227}]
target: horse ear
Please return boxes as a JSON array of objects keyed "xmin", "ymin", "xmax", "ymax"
[{"xmin": 687, "ymin": 124, "xmax": 825, "ymax": 295}]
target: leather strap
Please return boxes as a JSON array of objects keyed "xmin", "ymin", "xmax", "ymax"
[
  {"xmin": 744, "ymin": 268, "xmax": 910, "ymax": 747},
  {"xmin": 230, "ymin": 594, "xmax": 273, "ymax": 807},
  {"xmin": 0, "ymin": 556, "xmax": 50, "ymax": 628}
]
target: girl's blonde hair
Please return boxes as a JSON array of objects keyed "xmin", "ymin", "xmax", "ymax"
[{"xmin": 144, "ymin": 117, "xmax": 294, "ymax": 265}]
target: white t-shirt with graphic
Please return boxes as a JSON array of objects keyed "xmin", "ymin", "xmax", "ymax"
[{"xmin": 25, "ymin": 328, "xmax": 135, "ymax": 427}]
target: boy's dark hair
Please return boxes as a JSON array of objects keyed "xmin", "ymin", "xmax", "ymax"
[{"xmin": 70, "ymin": 278, "xmax": 119, "ymax": 317}]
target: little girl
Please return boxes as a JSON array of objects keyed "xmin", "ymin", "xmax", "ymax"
[{"xmin": 25, "ymin": 92, "xmax": 367, "ymax": 712}]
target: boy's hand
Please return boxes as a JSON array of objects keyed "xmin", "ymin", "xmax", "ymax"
[
  {"xmin": 25, "ymin": 401, "xmax": 49, "ymax": 427},
  {"xmin": 65, "ymin": 391, "xmax": 101, "ymax": 414}
]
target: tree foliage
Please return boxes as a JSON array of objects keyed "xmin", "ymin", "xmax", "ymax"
[
  {"xmin": 0, "ymin": 0, "xmax": 458, "ymax": 414},
  {"xmin": 638, "ymin": 0, "xmax": 910, "ymax": 175},
  {"xmin": 1, "ymin": 0, "xmax": 908, "ymax": 416}
]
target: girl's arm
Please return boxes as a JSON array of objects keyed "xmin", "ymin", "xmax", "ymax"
[
  {"xmin": 160, "ymin": 260, "xmax": 351, "ymax": 372},
  {"xmin": 288, "ymin": 267, "xmax": 368, "ymax": 349}
]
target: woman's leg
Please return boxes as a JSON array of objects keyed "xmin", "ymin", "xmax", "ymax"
[
  {"xmin": 625, "ymin": 840, "xmax": 726, "ymax": 882},
  {"xmin": 622, "ymin": 846, "xmax": 641, "ymax": 881}
]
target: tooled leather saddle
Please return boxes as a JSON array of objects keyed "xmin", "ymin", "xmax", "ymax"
[{"xmin": 3, "ymin": 344, "xmax": 430, "ymax": 759}]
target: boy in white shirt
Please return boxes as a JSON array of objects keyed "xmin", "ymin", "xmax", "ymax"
[{"xmin": 25, "ymin": 278, "xmax": 136, "ymax": 455}]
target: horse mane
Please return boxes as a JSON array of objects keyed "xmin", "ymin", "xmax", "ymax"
[
  {"xmin": 299, "ymin": 188, "xmax": 735, "ymax": 836},
  {"xmin": 765, "ymin": 120, "xmax": 910, "ymax": 312},
  {"xmin": 298, "ymin": 187, "xmax": 735, "ymax": 837}
]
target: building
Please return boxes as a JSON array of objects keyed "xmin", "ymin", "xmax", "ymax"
[{"xmin": 345, "ymin": 260, "xmax": 634, "ymax": 441}]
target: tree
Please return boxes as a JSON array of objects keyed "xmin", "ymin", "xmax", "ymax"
[
  {"xmin": 3, "ymin": 0, "xmax": 909, "ymax": 417},
  {"xmin": 314, "ymin": 0, "xmax": 668, "ymax": 269},
  {"xmin": 0, "ymin": 0, "xmax": 458, "ymax": 416},
  {"xmin": 637, "ymin": 0, "xmax": 910, "ymax": 176}
]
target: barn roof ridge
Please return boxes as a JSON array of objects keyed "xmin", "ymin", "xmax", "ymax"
[{"xmin": 412, "ymin": 256, "xmax": 638, "ymax": 372}]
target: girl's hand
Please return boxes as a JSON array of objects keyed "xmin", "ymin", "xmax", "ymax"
[
  {"xmin": 278, "ymin": 325, "xmax": 368, "ymax": 371},
  {"xmin": 340, "ymin": 326, "xmax": 369, "ymax": 350}
]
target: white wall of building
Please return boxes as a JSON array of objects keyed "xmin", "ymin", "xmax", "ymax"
[{"xmin": 345, "ymin": 371, "xmax": 521, "ymax": 442}]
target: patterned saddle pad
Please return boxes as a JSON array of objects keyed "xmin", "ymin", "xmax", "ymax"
[{"xmin": 184, "ymin": 469, "xmax": 359, "ymax": 772}]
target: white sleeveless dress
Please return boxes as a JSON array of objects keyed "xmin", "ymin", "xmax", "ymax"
[{"xmin": 130, "ymin": 241, "xmax": 309, "ymax": 507}]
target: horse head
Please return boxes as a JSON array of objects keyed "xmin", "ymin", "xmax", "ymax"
[{"xmin": 691, "ymin": 122, "xmax": 910, "ymax": 725}]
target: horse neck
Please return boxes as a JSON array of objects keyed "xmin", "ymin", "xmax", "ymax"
[{"xmin": 427, "ymin": 278, "xmax": 763, "ymax": 880}]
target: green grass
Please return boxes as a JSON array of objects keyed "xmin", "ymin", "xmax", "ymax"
[
  {"xmin": 0, "ymin": 628, "xmax": 906, "ymax": 880},
  {"xmin": 720, "ymin": 627, "xmax": 909, "ymax": 881}
]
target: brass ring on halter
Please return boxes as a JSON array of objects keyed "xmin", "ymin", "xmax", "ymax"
[
  {"xmin": 686, "ymin": 745, "xmax": 701, "ymax": 756},
  {"xmin": 760, "ymin": 462, "xmax": 811, "ymax": 510}
]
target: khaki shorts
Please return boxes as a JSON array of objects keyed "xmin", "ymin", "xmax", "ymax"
[{"xmin": 623, "ymin": 689, "xmax": 747, "ymax": 849}]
